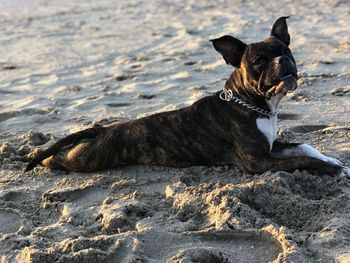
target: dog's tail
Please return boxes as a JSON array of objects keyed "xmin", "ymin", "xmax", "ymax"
[{"xmin": 24, "ymin": 125, "xmax": 104, "ymax": 173}]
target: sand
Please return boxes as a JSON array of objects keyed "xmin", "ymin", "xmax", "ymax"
[{"xmin": 1, "ymin": 0, "xmax": 350, "ymax": 262}]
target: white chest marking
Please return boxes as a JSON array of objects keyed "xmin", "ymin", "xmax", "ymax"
[
  {"xmin": 256, "ymin": 95, "xmax": 282, "ymax": 151},
  {"xmin": 256, "ymin": 116, "xmax": 277, "ymax": 151}
]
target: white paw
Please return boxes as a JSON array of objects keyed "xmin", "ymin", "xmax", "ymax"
[
  {"xmin": 339, "ymin": 167, "xmax": 350, "ymax": 178},
  {"xmin": 325, "ymin": 156, "xmax": 343, "ymax": 166},
  {"xmin": 298, "ymin": 144, "xmax": 344, "ymax": 167}
]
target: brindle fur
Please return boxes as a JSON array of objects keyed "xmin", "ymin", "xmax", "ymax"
[{"xmin": 25, "ymin": 17, "xmax": 342, "ymax": 175}]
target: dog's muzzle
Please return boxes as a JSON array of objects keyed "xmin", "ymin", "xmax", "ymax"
[
  {"xmin": 265, "ymin": 73, "xmax": 298, "ymax": 97},
  {"xmin": 264, "ymin": 56, "xmax": 298, "ymax": 96},
  {"xmin": 281, "ymin": 74, "xmax": 298, "ymax": 91}
]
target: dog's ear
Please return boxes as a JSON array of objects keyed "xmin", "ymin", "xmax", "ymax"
[
  {"xmin": 211, "ymin": 35, "xmax": 247, "ymax": 67},
  {"xmin": 271, "ymin": 16, "xmax": 290, "ymax": 46}
]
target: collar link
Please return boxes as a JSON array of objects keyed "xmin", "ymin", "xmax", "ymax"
[{"xmin": 219, "ymin": 88, "xmax": 277, "ymax": 117}]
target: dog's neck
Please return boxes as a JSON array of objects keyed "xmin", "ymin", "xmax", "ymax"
[
  {"xmin": 266, "ymin": 93, "xmax": 284, "ymax": 114},
  {"xmin": 224, "ymin": 71, "xmax": 274, "ymax": 114}
]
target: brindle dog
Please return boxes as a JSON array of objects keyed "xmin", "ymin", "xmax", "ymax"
[{"xmin": 26, "ymin": 17, "xmax": 350, "ymax": 177}]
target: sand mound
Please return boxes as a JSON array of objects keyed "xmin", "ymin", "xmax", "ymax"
[{"xmin": 1, "ymin": 164, "xmax": 349, "ymax": 262}]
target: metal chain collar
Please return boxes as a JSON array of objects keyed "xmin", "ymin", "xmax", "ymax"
[{"xmin": 219, "ymin": 88, "xmax": 277, "ymax": 117}]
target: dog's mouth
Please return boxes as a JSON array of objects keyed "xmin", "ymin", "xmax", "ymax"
[{"xmin": 261, "ymin": 73, "xmax": 298, "ymax": 98}]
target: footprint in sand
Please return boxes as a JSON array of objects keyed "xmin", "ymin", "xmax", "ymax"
[
  {"xmin": 288, "ymin": 125, "xmax": 329, "ymax": 133},
  {"xmin": 0, "ymin": 108, "xmax": 51, "ymax": 123},
  {"xmin": 277, "ymin": 113, "xmax": 302, "ymax": 121},
  {"xmin": 167, "ymin": 247, "xmax": 229, "ymax": 263},
  {"xmin": 0, "ymin": 208, "xmax": 22, "ymax": 234},
  {"xmin": 99, "ymin": 199, "xmax": 152, "ymax": 234},
  {"xmin": 0, "ymin": 190, "xmax": 62, "ymax": 229},
  {"xmin": 278, "ymin": 125, "xmax": 330, "ymax": 143},
  {"xmin": 331, "ymin": 86, "xmax": 350, "ymax": 96},
  {"xmin": 1, "ymin": 190, "xmax": 31, "ymax": 203},
  {"xmin": 19, "ymin": 235, "xmax": 122, "ymax": 263},
  {"xmin": 23, "ymin": 230, "xmax": 281, "ymax": 263},
  {"xmin": 0, "ymin": 62, "xmax": 17, "ymax": 70},
  {"xmin": 20, "ymin": 130, "xmax": 51, "ymax": 146},
  {"xmin": 138, "ymin": 94, "xmax": 156, "ymax": 100},
  {"xmin": 115, "ymin": 74, "xmax": 136, "ymax": 81},
  {"xmin": 136, "ymin": 231, "xmax": 281, "ymax": 263},
  {"xmin": 106, "ymin": 102, "xmax": 132, "ymax": 108},
  {"xmin": 41, "ymin": 181, "xmax": 108, "ymax": 205}
]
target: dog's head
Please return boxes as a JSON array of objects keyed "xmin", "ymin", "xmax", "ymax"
[{"xmin": 211, "ymin": 17, "xmax": 298, "ymax": 99}]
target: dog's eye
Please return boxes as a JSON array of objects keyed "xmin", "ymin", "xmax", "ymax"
[
  {"xmin": 285, "ymin": 49, "xmax": 291, "ymax": 54},
  {"xmin": 253, "ymin": 57, "xmax": 264, "ymax": 66}
]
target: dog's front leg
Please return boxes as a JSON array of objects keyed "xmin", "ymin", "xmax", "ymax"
[
  {"xmin": 269, "ymin": 141, "xmax": 350, "ymax": 177},
  {"xmin": 244, "ymin": 155, "xmax": 341, "ymax": 175}
]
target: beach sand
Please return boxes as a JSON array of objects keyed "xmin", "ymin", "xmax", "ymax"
[{"xmin": 0, "ymin": 0, "xmax": 349, "ymax": 262}]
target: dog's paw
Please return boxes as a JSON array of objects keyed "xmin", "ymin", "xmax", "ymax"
[
  {"xmin": 339, "ymin": 167, "xmax": 350, "ymax": 178},
  {"xmin": 325, "ymin": 156, "xmax": 343, "ymax": 166}
]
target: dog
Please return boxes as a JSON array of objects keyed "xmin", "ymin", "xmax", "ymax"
[{"xmin": 25, "ymin": 17, "xmax": 350, "ymax": 177}]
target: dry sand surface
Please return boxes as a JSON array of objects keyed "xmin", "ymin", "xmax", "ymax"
[{"xmin": 1, "ymin": 0, "xmax": 350, "ymax": 262}]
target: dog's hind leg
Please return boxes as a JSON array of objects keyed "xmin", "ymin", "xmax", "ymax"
[
  {"xmin": 40, "ymin": 142, "xmax": 99, "ymax": 172},
  {"xmin": 25, "ymin": 126, "xmax": 105, "ymax": 172}
]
